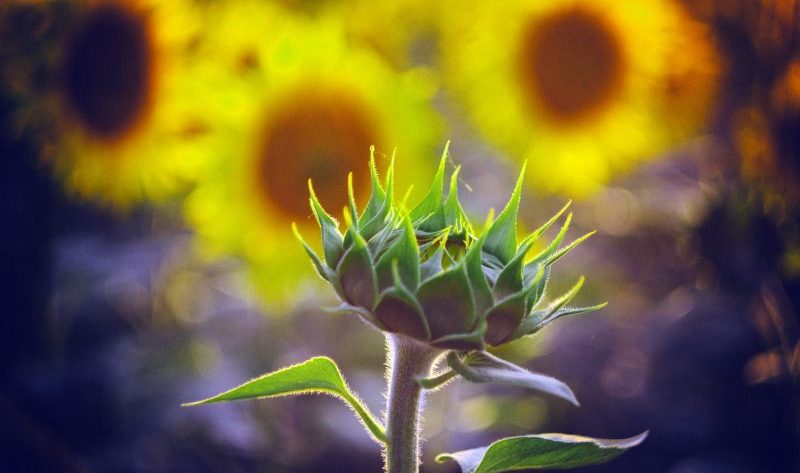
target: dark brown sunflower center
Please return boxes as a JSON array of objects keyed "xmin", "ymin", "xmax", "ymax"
[
  {"xmin": 518, "ymin": 7, "xmax": 625, "ymax": 125},
  {"xmin": 63, "ymin": 4, "xmax": 153, "ymax": 139},
  {"xmin": 257, "ymin": 90, "xmax": 381, "ymax": 221}
]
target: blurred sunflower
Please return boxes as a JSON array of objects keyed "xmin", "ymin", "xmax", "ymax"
[
  {"xmin": 37, "ymin": 0, "xmax": 208, "ymax": 208},
  {"xmin": 186, "ymin": 5, "xmax": 440, "ymax": 307},
  {"xmin": 441, "ymin": 0, "xmax": 721, "ymax": 197}
]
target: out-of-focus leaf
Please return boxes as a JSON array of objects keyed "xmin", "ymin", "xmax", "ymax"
[
  {"xmin": 447, "ymin": 351, "xmax": 578, "ymax": 406},
  {"xmin": 436, "ymin": 431, "xmax": 648, "ymax": 472},
  {"xmin": 183, "ymin": 357, "xmax": 387, "ymax": 444}
]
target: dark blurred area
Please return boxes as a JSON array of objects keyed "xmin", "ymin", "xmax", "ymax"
[{"xmin": 2, "ymin": 0, "xmax": 800, "ymax": 472}]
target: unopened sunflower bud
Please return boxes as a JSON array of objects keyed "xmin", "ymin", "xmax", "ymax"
[{"xmin": 294, "ymin": 144, "xmax": 604, "ymax": 351}]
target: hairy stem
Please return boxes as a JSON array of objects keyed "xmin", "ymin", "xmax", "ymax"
[{"xmin": 384, "ymin": 335, "xmax": 439, "ymax": 473}]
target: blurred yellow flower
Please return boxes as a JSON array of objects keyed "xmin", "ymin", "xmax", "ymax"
[
  {"xmin": 186, "ymin": 4, "xmax": 441, "ymax": 307},
  {"xmin": 39, "ymin": 0, "xmax": 209, "ymax": 208},
  {"xmin": 441, "ymin": 0, "xmax": 721, "ymax": 197}
]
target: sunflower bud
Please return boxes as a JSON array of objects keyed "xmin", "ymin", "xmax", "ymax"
[{"xmin": 294, "ymin": 144, "xmax": 605, "ymax": 351}]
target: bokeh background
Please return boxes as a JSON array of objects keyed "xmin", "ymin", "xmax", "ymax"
[{"xmin": 1, "ymin": 0, "xmax": 799, "ymax": 472}]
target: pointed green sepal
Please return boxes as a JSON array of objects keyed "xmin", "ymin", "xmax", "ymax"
[
  {"xmin": 518, "ymin": 303, "xmax": 606, "ymax": 339},
  {"xmin": 530, "ymin": 212, "xmax": 572, "ymax": 264},
  {"xmin": 446, "ymin": 351, "xmax": 578, "ymax": 405},
  {"xmin": 483, "ymin": 161, "xmax": 526, "ymax": 264},
  {"xmin": 515, "ymin": 276, "xmax": 588, "ymax": 337},
  {"xmin": 523, "ymin": 263, "xmax": 548, "ymax": 311},
  {"xmin": 430, "ymin": 318, "xmax": 487, "ymax": 351},
  {"xmin": 546, "ymin": 231, "xmax": 596, "ymax": 266},
  {"xmin": 359, "ymin": 146, "xmax": 387, "ymax": 225},
  {"xmin": 375, "ymin": 215, "xmax": 420, "ymax": 291},
  {"xmin": 410, "ymin": 141, "xmax": 448, "ymax": 231},
  {"xmin": 308, "ymin": 180, "xmax": 344, "ymax": 267},
  {"xmin": 437, "ymin": 431, "xmax": 648, "ymax": 473},
  {"xmin": 292, "ymin": 223, "xmax": 333, "ymax": 282},
  {"xmin": 464, "ymin": 233, "xmax": 495, "ymax": 318},
  {"xmin": 323, "ymin": 302, "xmax": 385, "ymax": 330},
  {"xmin": 492, "ymin": 234, "xmax": 536, "ymax": 301},
  {"xmin": 417, "ymin": 261, "xmax": 476, "ymax": 341},
  {"xmin": 336, "ymin": 232, "xmax": 378, "ymax": 310},
  {"xmin": 484, "ymin": 287, "xmax": 532, "ymax": 346},
  {"xmin": 374, "ymin": 261, "xmax": 430, "ymax": 340},
  {"xmin": 532, "ymin": 200, "xmax": 572, "ymax": 239}
]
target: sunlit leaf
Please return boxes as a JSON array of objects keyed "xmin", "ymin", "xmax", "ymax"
[
  {"xmin": 437, "ymin": 431, "xmax": 648, "ymax": 472},
  {"xmin": 184, "ymin": 357, "xmax": 387, "ymax": 444},
  {"xmin": 447, "ymin": 351, "xmax": 578, "ymax": 406}
]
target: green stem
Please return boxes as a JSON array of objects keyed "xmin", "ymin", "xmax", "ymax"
[{"xmin": 384, "ymin": 334, "xmax": 439, "ymax": 473}]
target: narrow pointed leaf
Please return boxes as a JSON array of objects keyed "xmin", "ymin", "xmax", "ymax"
[
  {"xmin": 337, "ymin": 232, "xmax": 378, "ymax": 309},
  {"xmin": 410, "ymin": 142, "xmax": 448, "ymax": 231},
  {"xmin": 446, "ymin": 351, "xmax": 578, "ymax": 405},
  {"xmin": 184, "ymin": 357, "xmax": 387, "ymax": 445},
  {"xmin": 418, "ymin": 369, "xmax": 459, "ymax": 390},
  {"xmin": 308, "ymin": 180, "xmax": 344, "ymax": 267},
  {"xmin": 359, "ymin": 146, "xmax": 386, "ymax": 226},
  {"xmin": 436, "ymin": 431, "xmax": 648, "ymax": 472},
  {"xmin": 374, "ymin": 261, "xmax": 430, "ymax": 340},
  {"xmin": 524, "ymin": 264, "xmax": 548, "ymax": 311},
  {"xmin": 530, "ymin": 213, "xmax": 571, "ymax": 265},
  {"xmin": 465, "ymin": 234, "xmax": 495, "ymax": 318},
  {"xmin": 546, "ymin": 231, "xmax": 596, "ymax": 266},
  {"xmin": 531, "ymin": 201, "xmax": 572, "ymax": 239},
  {"xmin": 292, "ymin": 223, "xmax": 332, "ymax": 282},
  {"xmin": 444, "ymin": 165, "xmax": 472, "ymax": 235},
  {"xmin": 483, "ymin": 162, "xmax": 526, "ymax": 264},
  {"xmin": 360, "ymin": 155, "xmax": 396, "ymax": 240},
  {"xmin": 323, "ymin": 302, "xmax": 385, "ymax": 330},
  {"xmin": 417, "ymin": 262, "xmax": 476, "ymax": 340},
  {"xmin": 493, "ymin": 235, "xmax": 535, "ymax": 301},
  {"xmin": 517, "ymin": 302, "xmax": 607, "ymax": 338},
  {"xmin": 375, "ymin": 215, "xmax": 420, "ymax": 291},
  {"xmin": 431, "ymin": 319, "xmax": 487, "ymax": 351},
  {"xmin": 484, "ymin": 289, "xmax": 529, "ymax": 346},
  {"xmin": 419, "ymin": 245, "xmax": 445, "ymax": 282}
]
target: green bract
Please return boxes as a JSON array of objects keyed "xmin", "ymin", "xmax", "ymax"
[
  {"xmin": 295, "ymin": 143, "xmax": 605, "ymax": 352},
  {"xmin": 189, "ymin": 144, "xmax": 647, "ymax": 473}
]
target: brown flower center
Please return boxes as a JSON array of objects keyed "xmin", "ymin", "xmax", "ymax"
[
  {"xmin": 256, "ymin": 89, "xmax": 381, "ymax": 221},
  {"xmin": 517, "ymin": 7, "xmax": 625, "ymax": 125},
  {"xmin": 63, "ymin": 3, "xmax": 154, "ymax": 140}
]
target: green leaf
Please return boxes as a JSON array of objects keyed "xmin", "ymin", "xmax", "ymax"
[
  {"xmin": 446, "ymin": 351, "xmax": 578, "ymax": 406},
  {"xmin": 417, "ymin": 261, "xmax": 476, "ymax": 341},
  {"xmin": 337, "ymin": 232, "xmax": 378, "ymax": 309},
  {"xmin": 308, "ymin": 180, "xmax": 344, "ymax": 267},
  {"xmin": 410, "ymin": 142, "xmax": 448, "ymax": 232},
  {"xmin": 360, "ymin": 154, "xmax": 396, "ymax": 240},
  {"xmin": 436, "ymin": 431, "xmax": 648, "ymax": 472},
  {"xmin": 483, "ymin": 162, "xmax": 526, "ymax": 265},
  {"xmin": 183, "ymin": 357, "xmax": 387, "ymax": 445}
]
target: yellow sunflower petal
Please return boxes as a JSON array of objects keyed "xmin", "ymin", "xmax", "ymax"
[
  {"xmin": 186, "ymin": 3, "xmax": 441, "ymax": 308},
  {"xmin": 441, "ymin": 0, "xmax": 722, "ymax": 197},
  {"xmin": 27, "ymin": 0, "xmax": 211, "ymax": 209}
]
